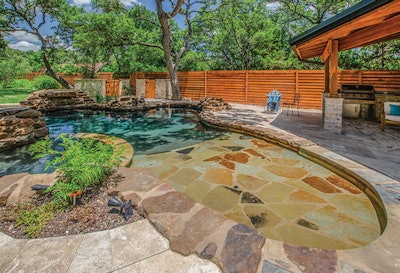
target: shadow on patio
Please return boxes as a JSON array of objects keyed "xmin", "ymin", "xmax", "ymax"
[{"xmin": 271, "ymin": 110, "xmax": 400, "ymax": 182}]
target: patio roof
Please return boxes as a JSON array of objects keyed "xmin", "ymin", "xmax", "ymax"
[{"xmin": 289, "ymin": 0, "xmax": 400, "ymax": 61}]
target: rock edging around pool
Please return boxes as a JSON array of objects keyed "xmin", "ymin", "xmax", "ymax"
[
  {"xmin": 0, "ymin": 108, "xmax": 49, "ymax": 152},
  {"xmin": 0, "ymin": 134, "xmax": 133, "ymax": 206},
  {"xmin": 199, "ymin": 107, "xmax": 400, "ymax": 273}
]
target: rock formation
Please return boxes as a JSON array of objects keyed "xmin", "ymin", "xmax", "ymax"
[
  {"xmin": 21, "ymin": 89, "xmax": 96, "ymax": 111},
  {"xmin": 0, "ymin": 108, "xmax": 49, "ymax": 152}
]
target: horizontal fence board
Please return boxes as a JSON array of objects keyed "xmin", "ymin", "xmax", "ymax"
[
  {"xmin": 24, "ymin": 70, "xmax": 400, "ymax": 110},
  {"xmin": 130, "ymin": 70, "xmax": 400, "ymax": 110}
]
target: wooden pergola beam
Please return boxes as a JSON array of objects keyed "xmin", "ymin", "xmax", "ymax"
[
  {"xmin": 339, "ymin": 13, "xmax": 400, "ymax": 51},
  {"xmin": 290, "ymin": 0, "xmax": 400, "ymax": 60}
]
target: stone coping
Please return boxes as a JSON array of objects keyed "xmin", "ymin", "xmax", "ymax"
[{"xmin": 75, "ymin": 133, "xmax": 134, "ymax": 168}]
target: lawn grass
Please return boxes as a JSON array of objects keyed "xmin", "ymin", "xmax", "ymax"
[{"xmin": 0, "ymin": 88, "xmax": 35, "ymax": 104}]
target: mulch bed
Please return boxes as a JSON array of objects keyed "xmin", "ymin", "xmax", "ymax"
[{"xmin": 0, "ymin": 173, "xmax": 144, "ymax": 239}]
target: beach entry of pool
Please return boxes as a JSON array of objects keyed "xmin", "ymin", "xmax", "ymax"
[{"xmin": 133, "ymin": 132, "xmax": 383, "ymax": 250}]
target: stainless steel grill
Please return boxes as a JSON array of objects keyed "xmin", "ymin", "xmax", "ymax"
[{"xmin": 339, "ymin": 84, "xmax": 375, "ymax": 100}]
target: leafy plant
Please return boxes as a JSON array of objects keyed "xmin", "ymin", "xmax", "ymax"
[
  {"xmin": 33, "ymin": 75, "xmax": 61, "ymax": 90},
  {"xmin": 15, "ymin": 202, "xmax": 62, "ymax": 238},
  {"xmin": 95, "ymin": 93, "xmax": 104, "ymax": 103},
  {"xmin": 29, "ymin": 134, "xmax": 124, "ymax": 203}
]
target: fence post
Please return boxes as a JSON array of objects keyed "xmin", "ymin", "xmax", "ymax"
[
  {"xmin": 204, "ymin": 70, "xmax": 208, "ymax": 98},
  {"xmin": 245, "ymin": 70, "xmax": 248, "ymax": 104}
]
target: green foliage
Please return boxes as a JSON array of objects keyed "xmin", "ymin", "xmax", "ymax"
[
  {"xmin": 14, "ymin": 202, "xmax": 62, "ymax": 238},
  {"xmin": 95, "ymin": 93, "xmax": 104, "ymax": 103},
  {"xmin": 27, "ymin": 51, "xmax": 45, "ymax": 72},
  {"xmin": 339, "ymin": 41, "xmax": 400, "ymax": 70},
  {"xmin": 10, "ymin": 79, "xmax": 34, "ymax": 89},
  {"xmin": 33, "ymin": 75, "xmax": 61, "ymax": 90},
  {"xmin": 194, "ymin": 0, "xmax": 287, "ymax": 70},
  {"xmin": 29, "ymin": 134, "xmax": 123, "ymax": 203},
  {"xmin": 0, "ymin": 48, "xmax": 32, "ymax": 88},
  {"xmin": 2, "ymin": 0, "xmax": 398, "ymax": 74}
]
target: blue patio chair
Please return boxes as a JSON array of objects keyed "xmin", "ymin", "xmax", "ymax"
[{"xmin": 264, "ymin": 90, "xmax": 281, "ymax": 112}]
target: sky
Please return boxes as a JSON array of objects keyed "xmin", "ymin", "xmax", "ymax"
[{"xmin": 7, "ymin": 0, "xmax": 156, "ymax": 52}]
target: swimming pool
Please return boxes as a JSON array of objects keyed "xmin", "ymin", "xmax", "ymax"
[
  {"xmin": 0, "ymin": 108, "xmax": 382, "ymax": 250},
  {"xmin": 0, "ymin": 109, "xmax": 224, "ymax": 176}
]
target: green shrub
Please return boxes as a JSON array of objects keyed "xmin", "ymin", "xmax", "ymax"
[
  {"xmin": 33, "ymin": 75, "xmax": 60, "ymax": 90},
  {"xmin": 10, "ymin": 79, "xmax": 34, "ymax": 89},
  {"xmin": 16, "ymin": 202, "xmax": 61, "ymax": 238},
  {"xmin": 29, "ymin": 134, "xmax": 124, "ymax": 203}
]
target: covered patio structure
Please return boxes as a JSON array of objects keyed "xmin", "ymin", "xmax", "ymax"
[{"xmin": 289, "ymin": 0, "xmax": 400, "ymax": 133}]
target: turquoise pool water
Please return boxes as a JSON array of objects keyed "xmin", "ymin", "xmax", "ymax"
[{"xmin": 0, "ymin": 109, "xmax": 224, "ymax": 176}]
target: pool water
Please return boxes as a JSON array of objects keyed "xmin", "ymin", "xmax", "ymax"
[{"xmin": 0, "ymin": 109, "xmax": 224, "ymax": 176}]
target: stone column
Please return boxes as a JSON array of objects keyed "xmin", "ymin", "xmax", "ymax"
[
  {"xmin": 156, "ymin": 79, "xmax": 172, "ymax": 99},
  {"xmin": 323, "ymin": 96, "xmax": 344, "ymax": 133},
  {"xmin": 136, "ymin": 79, "xmax": 146, "ymax": 98}
]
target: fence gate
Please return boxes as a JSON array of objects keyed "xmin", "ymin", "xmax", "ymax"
[
  {"xmin": 106, "ymin": 80, "xmax": 120, "ymax": 97},
  {"xmin": 145, "ymin": 80, "xmax": 156, "ymax": 98}
]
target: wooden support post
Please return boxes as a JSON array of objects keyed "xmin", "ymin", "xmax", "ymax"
[
  {"xmin": 323, "ymin": 40, "xmax": 331, "ymax": 93},
  {"xmin": 324, "ymin": 62, "xmax": 330, "ymax": 93},
  {"xmin": 329, "ymin": 40, "xmax": 339, "ymax": 98}
]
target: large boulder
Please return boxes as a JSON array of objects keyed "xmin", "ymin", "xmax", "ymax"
[{"xmin": 0, "ymin": 108, "xmax": 49, "ymax": 152}]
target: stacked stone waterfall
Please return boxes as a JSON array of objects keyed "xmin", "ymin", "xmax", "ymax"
[
  {"xmin": 21, "ymin": 89, "xmax": 96, "ymax": 111},
  {"xmin": 0, "ymin": 108, "xmax": 49, "ymax": 152}
]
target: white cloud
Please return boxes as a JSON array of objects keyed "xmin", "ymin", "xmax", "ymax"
[
  {"xmin": 72, "ymin": 0, "xmax": 91, "ymax": 6},
  {"xmin": 9, "ymin": 41, "xmax": 41, "ymax": 52},
  {"xmin": 121, "ymin": 0, "xmax": 140, "ymax": 6},
  {"xmin": 71, "ymin": 0, "xmax": 140, "ymax": 7},
  {"xmin": 266, "ymin": 2, "xmax": 281, "ymax": 11},
  {"xmin": 8, "ymin": 32, "xmax": 39, "ymax": 43}
]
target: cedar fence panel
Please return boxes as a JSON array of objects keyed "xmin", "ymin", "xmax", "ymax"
[
  {"xmin": 297, "ymin": 70, "xmax": 325, "ymax": 109},
  {"xmin": 129, "ymin": 70, "xmax": 400, "ymax": 110},
  {"xmin": 178, "ymin": 71, "xmax": 205, "ymax": 100},
  {"xmin": 205, "ymin": 71, "xmax": 247, "ymax": 103}
]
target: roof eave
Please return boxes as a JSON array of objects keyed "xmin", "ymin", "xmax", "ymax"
[{"xmin": 288, "ymin": 0, "xmax": 393, "ymax": 47}]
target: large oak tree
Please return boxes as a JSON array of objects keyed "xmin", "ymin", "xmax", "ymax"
[{"xmin": 0, "ymin": 0, "xmax": 80, "ymax": 88}]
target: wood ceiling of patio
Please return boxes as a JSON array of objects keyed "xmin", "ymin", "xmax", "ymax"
[{"xmin": 290, "ymin": 0, "xmax": 400, "ymax": 61}]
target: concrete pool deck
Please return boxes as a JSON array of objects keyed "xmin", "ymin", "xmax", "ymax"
[{"xmin": 1, "ymin": 103, "xmax": 400, "ymax": 272}]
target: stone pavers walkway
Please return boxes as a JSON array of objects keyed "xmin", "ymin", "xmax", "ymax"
[{"xmin": 0, "ymin": 218, "xmax": 219, "ymax": 272}]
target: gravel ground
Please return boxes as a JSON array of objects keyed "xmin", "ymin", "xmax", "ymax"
[{"xmin": 0, "ymin": 173, "xmax": 144, "ymax": 239}]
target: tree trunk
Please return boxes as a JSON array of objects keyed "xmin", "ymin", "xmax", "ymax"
[
  {"xmin": 156, "ymin": 0, "xmax": 185, "ymax": 101},
  {"xmin": 169, "ymin": 69, "xmax": 180, "ymax": 100},
  {"xmin": 40, "ymin": 45, "xmax": 73, "ymax": 89}
]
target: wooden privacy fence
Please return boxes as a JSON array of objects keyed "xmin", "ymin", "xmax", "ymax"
[{"xmin": 131, "ymin": 70, "xmax": 400, "ymax": 110}]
